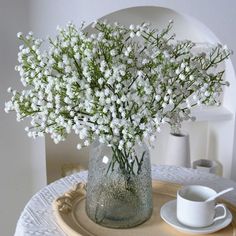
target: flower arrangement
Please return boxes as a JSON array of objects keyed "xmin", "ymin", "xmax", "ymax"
[{"xmin": 5, "ymin": 20, "xmax": 231, "ymax": 175}]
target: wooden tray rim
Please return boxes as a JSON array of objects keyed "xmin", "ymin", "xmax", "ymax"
[{"xmin": 52, "ymin": 180, "xmax": 236, "ymax": 236}]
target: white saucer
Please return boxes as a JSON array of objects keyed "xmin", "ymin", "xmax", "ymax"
[{"xmin": 160, "ymin": 200, "xmax": 232, "ymax": 235}]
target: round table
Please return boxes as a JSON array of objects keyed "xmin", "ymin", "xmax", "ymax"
[{"xmin": 14, "ymin": 165, "xmax": 236, "ymax": 236}]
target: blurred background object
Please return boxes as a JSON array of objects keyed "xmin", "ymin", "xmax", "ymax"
[
  {"xmin": 193, "ymin": 159, "xmax": 223, "ymax": 176},
  {"xmin": 165, "ymin": 132, "xmax": 191, "ymax": 168}
]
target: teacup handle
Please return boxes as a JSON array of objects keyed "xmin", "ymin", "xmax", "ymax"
[{"xmin": 213, "ymin": 204, "xmax": 227, "ymax": 222}]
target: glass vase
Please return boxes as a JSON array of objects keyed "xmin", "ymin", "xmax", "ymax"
[{"xmin": 86, "ymin": 140, "xmax": 153, "ymax": 228}]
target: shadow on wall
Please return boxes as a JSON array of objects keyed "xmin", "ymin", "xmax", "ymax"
[
  {"xmin": 46, "ymin": 133, "xmax": 89, "ymax": 183},
  {"xmin": 208, "ymin": 128, "xmax": 223, "ymax": 176}
]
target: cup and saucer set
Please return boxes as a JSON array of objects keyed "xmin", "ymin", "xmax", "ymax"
[{"xmin": 160, "ymin": 185, "xmax": 233, "ymax": 235}]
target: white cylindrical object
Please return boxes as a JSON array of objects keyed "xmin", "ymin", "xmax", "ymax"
[{"xmin": 165, "ymin": 132, "xmax": 191, "ymax": 168}]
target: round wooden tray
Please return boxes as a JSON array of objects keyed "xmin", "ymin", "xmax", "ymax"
[{"xmin": 52, "ymin": 180, "xmax": 236, "ymax": 236}]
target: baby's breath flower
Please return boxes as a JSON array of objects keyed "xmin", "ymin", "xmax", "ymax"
[
  {"xmin": 17, "ymin": 32, "xmax": 23, "ymax": 38},
  {"xmin": 130, "ymin": 32, "xmax": 135, "ymax": 38}
]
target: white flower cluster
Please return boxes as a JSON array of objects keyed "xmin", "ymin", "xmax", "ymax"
[{"xmin": 5, "ymin": 21, "xmax": 231, "ymax": 164}]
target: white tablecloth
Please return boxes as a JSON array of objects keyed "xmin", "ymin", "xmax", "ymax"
[{"xmin": 14, "ymin": 165, "xmax": 236, "ymax": 236}]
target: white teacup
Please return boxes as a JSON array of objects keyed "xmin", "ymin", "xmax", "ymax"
[{"xmin": 177, "ymin": 185, "xmax": 227, "ymax": 227}]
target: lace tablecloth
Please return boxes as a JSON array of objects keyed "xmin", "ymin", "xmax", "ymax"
[{"xmin": 14, "ymin": 165, "xmax": 236, "ymax": 236}]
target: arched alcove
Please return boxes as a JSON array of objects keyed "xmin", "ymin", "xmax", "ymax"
[{"xmin": 45, "ymin": 6, "xmax": 236, "ymax": 182}]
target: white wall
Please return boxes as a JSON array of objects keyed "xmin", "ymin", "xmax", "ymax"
[
  {"xmin": 0, "ymin": 1, "xmax": 47, "ymax": 235},
  {"xmin": 29, "ymin": 0, "xmax": 236, "ymax": 64}
]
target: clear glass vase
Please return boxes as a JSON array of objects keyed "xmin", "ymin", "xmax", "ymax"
[{"xmin": 86, "ymin": 140, "xmax": 153, "ymax": 228}]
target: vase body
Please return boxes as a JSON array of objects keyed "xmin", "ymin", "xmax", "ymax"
[
  {"xmin": 86, "ymin": 140, "xmax": 153, "ymax": 228},
  {"xmin": 165, "ymin": 132, "xmax": 191, "ymax": 167}
]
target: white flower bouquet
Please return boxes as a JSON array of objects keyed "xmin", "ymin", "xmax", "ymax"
[{"xmin": 5, "ymin": 20, "xmax": 231, "ymax": 174}]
